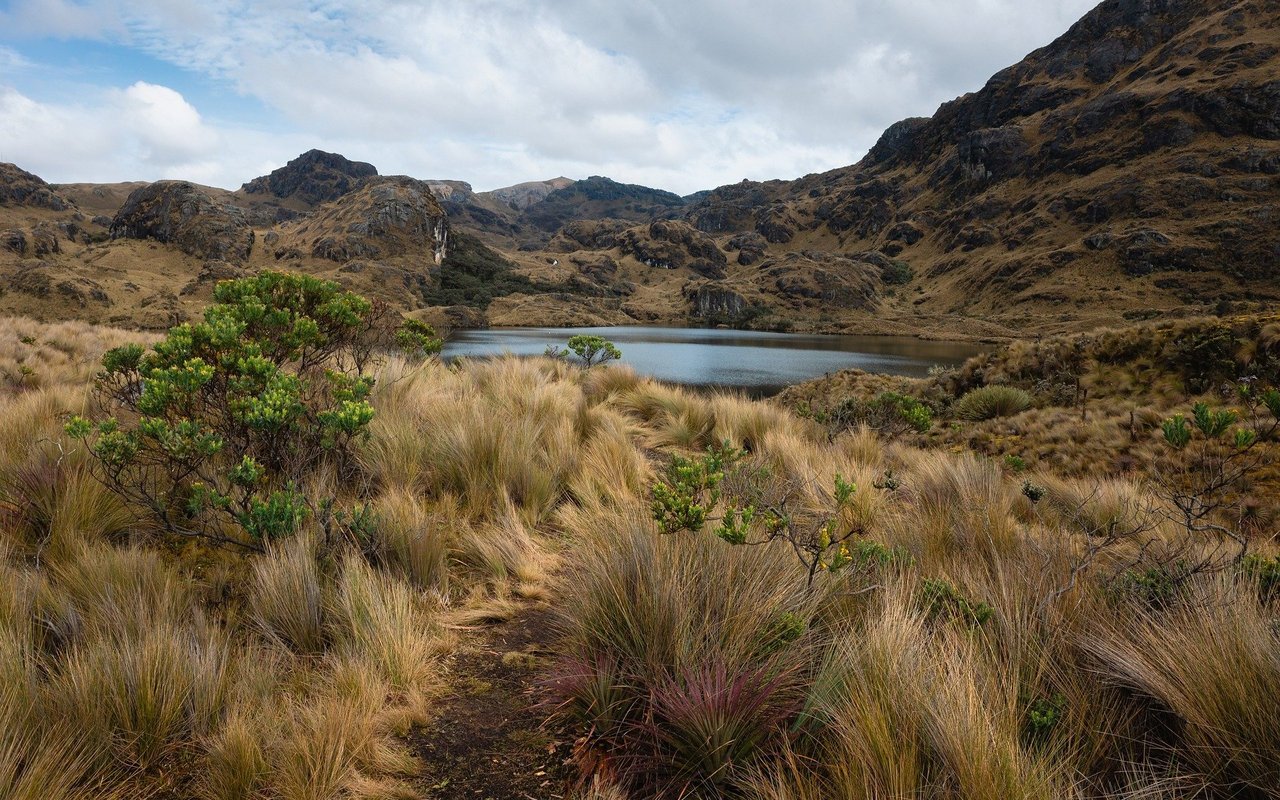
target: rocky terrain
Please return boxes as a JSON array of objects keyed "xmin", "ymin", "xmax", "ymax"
[
  {"xmin": 497, "ymin": 0, "xmax": 1280, "ymax": 336},
  {"xmin": 666, "ymin": 0, "xmax": 1280, "ymax": 334},
  {"xmin": 1, "ymin": 0, "xmax": 1276, "ymax": 337}
]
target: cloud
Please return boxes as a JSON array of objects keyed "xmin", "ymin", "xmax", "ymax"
[
  {"xmin": 0, "ymin": 0, "xmax": 1101, "ymax": 193},
  {"xmin": 0, "ymin": 82, "xmax": 298, "ymax": 187}
]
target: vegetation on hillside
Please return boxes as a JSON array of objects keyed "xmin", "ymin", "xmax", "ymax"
[{"xmin": 0, "ymin": 286, "xmax": 1276, "ymax": 799}]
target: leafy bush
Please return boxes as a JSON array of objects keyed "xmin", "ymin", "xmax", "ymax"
[
  {"xmin": 66, "ymin": 272, "xmax": 399, "ymax": 550},
  {"xmin": 952, "ymin": 385, "xmax": 1034, "ymax": 421},
  {"xmin": 651, "ymin": 442, "xmax": 865, "ymax": 587},
  {"xmin": 832, "ymin": 391, "xmax": 933, "ymax": 436},
  {"xmin": 567, "ymin": 334, "xmax": 621, "ymax": 368},
  {"xmin": 918, "ymin": 578, "xmax": 994, "ymax": 628}
]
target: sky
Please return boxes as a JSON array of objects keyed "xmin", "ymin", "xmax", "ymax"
[{"xmin": 0, "ymin": 0, "xmax": 1098, "ymax": 195}]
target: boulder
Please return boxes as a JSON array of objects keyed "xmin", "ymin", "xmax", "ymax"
[
  {"xmin": 727, "ymin": 231, "xmax": 768, "ymax": 265},
  {"xmin": 1, "ymin": 229, "xmax": 26, "ymax": 254},
  {"xmin": 30, "ymin": 223, "xmax": 60, "ymax": 257}
]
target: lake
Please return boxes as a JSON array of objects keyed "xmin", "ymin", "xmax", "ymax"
[{"xmin": 442, "ymin": 326, "xmax": 986, "ymax": 395}]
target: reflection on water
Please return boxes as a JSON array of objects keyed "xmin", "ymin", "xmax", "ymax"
[{"xmin": 442, "ymin": 326, "xmax": 987, "ymax": 395}]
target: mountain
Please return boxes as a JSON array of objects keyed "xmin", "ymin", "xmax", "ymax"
[
  {"xmin": 486, "ymin": 177, "xmax": 575, "ymax": 210},
  {"xmin": 241, "ymin": 149, "xmax": 378, "ymax": 206},
  {"xmin": 3, "ymin": 0, "xmax": 1276, "ymax": 336},
  {"xmin": 669, "ymin": 0, "xmax": 1280, "ymax": 333}
]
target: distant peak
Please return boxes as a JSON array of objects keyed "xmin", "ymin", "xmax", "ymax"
[{"xmin": 240, "ymin": 149, "xmax": 378, "ymax": 205}]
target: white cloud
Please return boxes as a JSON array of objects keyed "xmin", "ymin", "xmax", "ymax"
[
  {"xmin": 0, "ymin": 0, "xmax": 1102, "ymax": 193},
  {"xmin": 0, "ymin": 83, "xmax": 299, "ymax": 187}
]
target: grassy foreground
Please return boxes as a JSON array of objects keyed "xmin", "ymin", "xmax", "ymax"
[{"xmin": 0, "ymin": 309, "xmax": 1278, "ymax": 800}]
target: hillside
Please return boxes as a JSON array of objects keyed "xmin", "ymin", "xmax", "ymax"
[
  {"xmin": 497, "ymin": 0, "xmax": 1279, "ymax": 336},
  {"xmin": 668, "ymin": 0, "xmax": 1280, "ymax": 333}
]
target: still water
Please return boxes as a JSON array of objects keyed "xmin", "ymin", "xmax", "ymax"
[{"xmin": 443, "ymin": 326, "xmax": 986, "ymax": 395}]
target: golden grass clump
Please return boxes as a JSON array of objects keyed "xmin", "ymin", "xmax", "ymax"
[{"xmin": 249, "ymin": 535, "xmax": 328, "ymax": 654}]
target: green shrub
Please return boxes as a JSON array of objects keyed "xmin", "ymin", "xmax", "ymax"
[
  {"xmin": 394, "ymin": 319, "xmax": 444, "ymax": 360},
  {"xmin": 1024, "ymin": 693, "xmax": 1066, "ymax": 741},
  {"xmin": 1239, "ymin": 554, "xmax": 1280, "ymax": 602},
  {"xmin": 919, "ymin": 578, "xmax": 994, "ymax": 628},
  {"xmin": 67, "ymin": 272, "xmax": 396, "ymax": 550},
  {"xmin": 846, "ymin": 539, "xmax": 915, "ymax": 571},
  {"xmin": 833, "ymin": 391, "xmax": 933, "ymax": 436},
  {"xmin": 952, "ymin": 385, "xmax": 1034, "ymax": 421},
  {"xmin": 567, "ymin": 334, "xmax": 621, "ymax": 368},
  {"xmin": 1116, "ymin": 564, "xmax": 1184, "ymax": 609}
]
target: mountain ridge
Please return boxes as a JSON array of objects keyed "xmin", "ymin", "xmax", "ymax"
[{"xmin": 2, "ymin": 0, "xmax": 1277, "ymax": 337}]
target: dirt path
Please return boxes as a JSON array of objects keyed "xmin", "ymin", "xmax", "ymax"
[{"xmin": 407, "ymin": 606, "xmax": 576, "ymax": 800}]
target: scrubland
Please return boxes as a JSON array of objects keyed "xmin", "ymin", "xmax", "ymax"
[{"xmin": 0, "ymin": 304, "xmax": 1277, "ymax": 800}]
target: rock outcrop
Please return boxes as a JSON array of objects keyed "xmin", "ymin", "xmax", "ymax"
[
  {"xmin": 620, "ymin": 220, "xmax": 727, "ymax": 278},
  {"xmin": 274, "ymin": 176, "xmax": 449, "ymax": 264},
  {"xmin": 0, "ymin": 163, "xmax": 74, "ymax": 210},
  {"xmin": 760, "ymin": 251, "xmax": 882, "ymax": 310},
  {"xmin": 685, "ymin": 282, "xmax": 749, "ymax": 319},
  {"xmin": 111, "ymin": 182, "xmax": 254, "ymax": 262},
  {"xmin": 241, "ymin": 149, "xmax": 377, "ymax": 205}
]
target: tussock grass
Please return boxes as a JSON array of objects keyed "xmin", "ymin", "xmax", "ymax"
[
  {"xmin": 1, "ymin": 314, "xmax": 1275, "ymax": 799},
  {"xmin": 329, "ymin": 554, "xmax": 444, "ymax": 691},
  {"xmin": 371, "ymin": 488, "xmax": 450, "ymax": 592},
  {"xmin": 53, "ymin": 620, "xmax": 230, "ymax": 770},
  {"xmin": 1087, "ymin": 598, "xmax": 1280, "ymax": 791},
  {"xmin": 250, "ymin": 535, "xmax": 327, "ymax": 654},
  {"xmin": 953, "ymin": 384, "xmax": 1035, "ymax": 421}
]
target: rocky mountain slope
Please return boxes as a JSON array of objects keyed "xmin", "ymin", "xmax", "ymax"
[
  {"xmin": 664, "ymin": 0, "xmax": 1280, "ymax": 333},
  {"xmin": 493, "ymin": 0, "xmax": 1279, "ymax": 336}
]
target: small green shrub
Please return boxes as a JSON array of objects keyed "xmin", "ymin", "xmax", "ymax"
[
  {"xmin": 1239, "ymin": 554, "xmax": 1280, "ymax": 602},
  {"xmin": 1116, "ymin": 564, "xmax": 1184, "ymax": 609},
  {"xmin": 650, "ymin": 443, "xmax": 864, "ymax": 587},
  {"xmin": 1003, "ymin": 454, "xmax": 1027, "ymax": 473},
  {"xmin": 67, "ymin": 272, "xmax": 398, "ymax": 550},
  {"xmin": 919, "ymin": 578, "xmax": 994, "ymax": 628},
  {"xmin": 833, "ymin": 391, "xmax": 933, "ymax": 436},
  {"xmin": 567, "ymin": 335, "xmax": 621, "ymax": 368},
  {"xmin": 881, "ymin": 260, "xmax": 914, "ymax": 285},
  {"xmin": 952, "ymin": 385, "xmax": 1034, "ymax": 421},
  {"xmin": 846, "ymin": 539, "xmax": 915, "ymax": 571},
  {"xmin": 1024, "ymin": 693, "xmax": 1066, "ymax": 741}
]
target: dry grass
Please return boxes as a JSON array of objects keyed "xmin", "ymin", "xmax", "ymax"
[{"xmin": 0, "ymin": 316, "xmax": 1276, "ymax": 799}]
